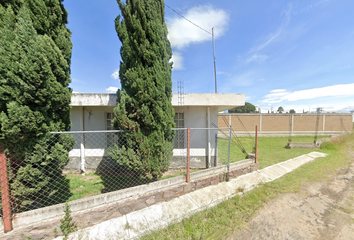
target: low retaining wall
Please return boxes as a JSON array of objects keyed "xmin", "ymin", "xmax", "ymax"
[{"xmin": 0, "ymin": 159, "xmax": 258, "ymax": 240}]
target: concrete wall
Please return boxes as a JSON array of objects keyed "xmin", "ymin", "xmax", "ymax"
[
  {"xmin": 218, "ymin": 113, "xmax": 353, "ymax": 136},
  {"xmin": 171, "ymin": 93, "xmax": 245, "ymax": 112},
  {"xmin": 172, "ymin": 106, "xmax": 219, "ymax": 168},
  {"xmin": 70, "ymin": 106, "xmax": 115, "ymax": 131}
]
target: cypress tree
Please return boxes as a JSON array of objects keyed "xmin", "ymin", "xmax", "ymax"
[
  {"xmin": 110, "ymin": 0, "xmax": 175, "ymax": 180},
  {"xmin": 0, "ymin": 1, "xmax": 74, "ymax": 212}
]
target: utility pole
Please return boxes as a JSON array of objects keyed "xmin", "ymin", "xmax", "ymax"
[{"xmin": 212, "ymin": 28, "xmax": 217, "ymax": 93}]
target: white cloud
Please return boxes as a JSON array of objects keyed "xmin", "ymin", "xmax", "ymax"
[
  {"xmin": 246, "ymin": 54, "xmax": 269, "ymax": 64},
  {"xmin": 167, "ymin": 5, "xmax": 229, "ymax": 50},
  {"xmin": 111, "ymin": 69, "xmax": 119, "ymax": 80},
  {"xmin": 170, "ymin": 52, "xmax": 184, "ymax": 70},
  {"xmin": 106, "ymin": 87, "xmax": 119, "ymax": 93},
  {"xmin": 72, "ymin": 91, "xmax": 79, "ymax": 93},
  {"xmin": 263, "ymin": 83, "xmax": 354, "ymax": 103}
]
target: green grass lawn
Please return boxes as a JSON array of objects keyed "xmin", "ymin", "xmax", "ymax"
[
  {"xmin": 217, "ymin": 135, "xmax": 329, "ymax": 168},
  {"xmin": 65, "ymin": 173, "xmax": 150, "ymax": 202},
  {"xmin": 65, "ymin": 173, "xmax": 104, "ymax": 201},
  {"xmin": 141, "ymin": 133, "xmax": 354, "ymax": 240},
  {"xmin": 64, "ymin": 135, "xmax": 330, "ymax": 202}
]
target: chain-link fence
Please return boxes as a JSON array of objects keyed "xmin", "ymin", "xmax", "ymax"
[{"xmin": 0, "ymin": 127, "xmax": 249, "ymax": 231}]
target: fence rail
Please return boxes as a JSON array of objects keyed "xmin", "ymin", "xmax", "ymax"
[{"xmin": 0, "ymin": 126, "xmax": 257, "ymax": 233}]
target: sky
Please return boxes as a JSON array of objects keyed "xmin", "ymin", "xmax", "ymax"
[{"xmin": 63, "ymin": 0, "xmax": 354, "ymax": 113}]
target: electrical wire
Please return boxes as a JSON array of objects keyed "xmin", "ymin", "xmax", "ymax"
[
  {"xmin": 164, "ymin": 4, "xmax": 212, "ymax": 35},
  {"xmin": 236, "ymin": 115, "xmax": 255, "ymax": 146},
  {"xmin": 221, "ymin": 116, "xmax": 247, "ymax": 154}
]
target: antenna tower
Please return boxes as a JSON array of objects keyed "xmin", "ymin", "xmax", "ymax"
[{"xmin": 178, "ymin": 79, "xmax": 184, "ymax": 106}]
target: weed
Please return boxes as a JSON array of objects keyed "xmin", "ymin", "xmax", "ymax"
[
  {"xmin": 320, "ymin": 141, "xmax": 337, "ymax": 150},
  {"xmin": 124, "ymin": 222, "xmax": 131, "ymax": 230},
  {"xmin": 53, "ymin": 228, "xmax": 58, "ymax": 238},
  {"xmin": 237, "ymin": 187, "xmax": 245, "ymax": 193},
  {"xmin": 338, "ymin": 206, "xmax": 353, "ymax": 214},
  {"xmin": 60, "ymin": 203, "xmax": 77, "ymax": 240}
]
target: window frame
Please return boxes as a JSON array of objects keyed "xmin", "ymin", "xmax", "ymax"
[
  {"xmin": 105, "ymin": 112, "xmax": 116, "ymax": 148},
  {"xmin": 174, "ymin": 112, "xmax": 185, "ymax": 149}
]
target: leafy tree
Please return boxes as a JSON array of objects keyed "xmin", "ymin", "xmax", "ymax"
[
  {"xmin": 0, "ymin": 1, "xmax": 74, "ymax": 212},
  {"xmin": 228, "ymin": 102, "xmax": 256, "ymax": 113},
  {"xmin": 110, "ymin": 0, "xmax": 175, "ymax": 180},
  {"xmin": 277, "ymin": 106, "xmax": 284, "ymax": 113},
  {"xmin": 289, "ymin": 109, "xmax": 296, "ymax": 114}
]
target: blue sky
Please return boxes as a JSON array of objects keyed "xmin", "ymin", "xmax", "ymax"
[{"xmin": 63, "ymin": 0, "xmax": 354, "ymax": 113}]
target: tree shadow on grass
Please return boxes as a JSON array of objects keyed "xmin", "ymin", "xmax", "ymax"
[
  {"xmin": 40, "ymin": 175, "xmax": 72, "ymax": 207},
  {"xmin": 96, "ymin": 157, "xmax": 152, "ymax": 194}
]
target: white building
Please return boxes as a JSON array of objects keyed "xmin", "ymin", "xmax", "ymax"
[{"xmin": 67, "ymin": 93, "xmax": 244, "ymax": 171}]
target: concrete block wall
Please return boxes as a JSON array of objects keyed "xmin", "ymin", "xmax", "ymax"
[
  {"xmin": 325, "ymin": 115, "xmax": 353, "ymax": 131},
  {"xmin": 262, "ymin": 115, "xmax": 289, "ymax": 131},
  {"xmin": 218, "ymin": 113, "xmax": 353, "ymax": 136},
  {"xmin": 231, "ymin": 115, "xmax": 260, "ymax": 131},
  {"xmin": 293, "ymin": 115, "xmax": 323, "ymax": 131}
]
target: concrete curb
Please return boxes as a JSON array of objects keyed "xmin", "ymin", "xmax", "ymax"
[{"xmin": 55, "ymin": 151, "xmax": 327, "ymax": 240}]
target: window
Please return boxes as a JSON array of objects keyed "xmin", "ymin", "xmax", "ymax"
[
  {"xmin": 174, "ymin": 113, "xmax": 184, "ymax": 128},
  {"xmin": 106, "ymin": 112, "xmax": 114, "ymax": 130},
  {"xmin": 106, "ymin": 112, "xmax": 116, "ymax": 147},
  {"xmin": 174, "ymin": 113, "xmax": 184, "ymax": 148}
]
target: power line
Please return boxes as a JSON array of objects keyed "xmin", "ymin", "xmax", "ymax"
[
  {"xmin": 165, "ymin": 4, "xmax": 211, "ymax": 35},
  {"xmin": 165, "ymin": 3, "xmax": 218, "ymax": 93}
]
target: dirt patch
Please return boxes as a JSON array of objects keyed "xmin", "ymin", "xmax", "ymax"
[{"xmin": 227, "ymin": 158, "xmax": 354, "ymax": 240}]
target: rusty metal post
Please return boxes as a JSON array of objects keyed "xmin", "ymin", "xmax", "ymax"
[
  {"xmin": 227, "ymin": 125, "xmax": 231, "ymax": 181},
  {"xmin": 187, "ymin": 128, "xmax": 190, "ymax": 183},
  {"xmin": 0, "ymin": 145, "xmax": 13, "ymax": 232},
  {"xmin": 255, "ymin": 125, "xmax": 258, "ymax": 164}
]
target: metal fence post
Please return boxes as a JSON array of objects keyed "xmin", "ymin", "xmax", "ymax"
[
  {"xmin": 214, "ymin": 133, "xmax": 218, "ymax": 167},
  {"xmin": 80, "ymin": 142, "xmax": 85, "ymax": 174},
  {"xmin": 227, "ymin": 125, "xmax": 232, "ymax": 180},
  {"xmin": 0, "ymin": 145, "xmax": 13, "ymax": 233},
  {"xmin": 187, "ymin": 128, "xmax": 190, "ymax": 183},
  {"xmin": 255, "ymin": 125, "xmax": 258, "ymax": 164}
]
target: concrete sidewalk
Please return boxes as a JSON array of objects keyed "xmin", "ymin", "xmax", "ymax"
[{"xmin": 55, "ymin": 152, "xmax": 327, "ymax": 240}]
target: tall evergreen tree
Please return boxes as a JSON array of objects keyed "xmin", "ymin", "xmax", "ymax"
[
  {"xmin": 0, "ymin": 1, "xmax": 74, "ymax": 212},
  {"xmin": 110, "ymin": 0, "xmax": 175, "ymax": 180}
]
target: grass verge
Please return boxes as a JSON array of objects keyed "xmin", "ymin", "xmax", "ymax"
[
  {"xmin": 140, "ymin": 133, "xmax": 353, "ymax": 240},
  {"xmin": 217, "ymin": 135, "xmax": 329, "ymax": 168}
]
